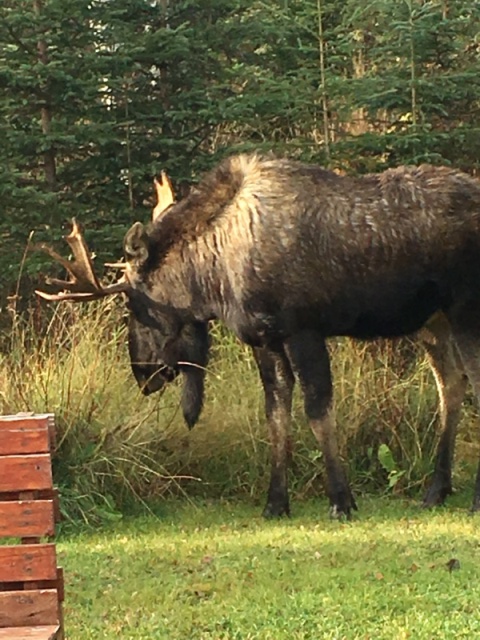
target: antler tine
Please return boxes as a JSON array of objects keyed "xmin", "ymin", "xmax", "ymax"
[
  {"xmin": 35, "ymin": 218, "xmax": 131, "ymax": 302},
  {"xmin": 63, "ymin": 218, "xmax": 102, "ymax": 291},
  {"xmin": 105, "ymin": 261, "xmax": 127, "ymax": 270},
  {"xmin": 35, "ymin": 279, "xmax": 129, "ymax": 302},
  {"xmin": 35, "ymin": 218, "xmax": 100, "ymax": 294},
  {"xmin": 153, "ymin": 170, "xmax": 175, "ymax": 221}
]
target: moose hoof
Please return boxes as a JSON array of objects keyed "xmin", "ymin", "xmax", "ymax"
[
  {"xmin": 329, "ymin": 491, "xmax": 358, "ymax": 521},
  {"xmin": 422, "ymin": 481, "xmax": 452, "ymax": 509},
  {"xmin": 262, "ymin": 502, "xmax": 290, "ymax": 519},
  {"xmin": 470, "ymin": 496, "xmax": 480, "ymax": 514}
]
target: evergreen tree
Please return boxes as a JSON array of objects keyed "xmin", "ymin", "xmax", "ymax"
[{"xmin": 0, "ymin": 0, "xmax": 478, "ymax": 302}]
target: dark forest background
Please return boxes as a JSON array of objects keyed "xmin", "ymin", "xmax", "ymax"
[{"xmin": 1, "ymin": 0, "xmax": 479, "ymax": 305}]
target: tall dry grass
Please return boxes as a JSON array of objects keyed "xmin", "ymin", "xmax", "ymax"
[{"xmin": 0, "ymin": 303, "xmax": 477, "ymax": 523}]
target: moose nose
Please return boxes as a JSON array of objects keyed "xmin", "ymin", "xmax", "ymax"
[{"xmin": 140, "ymin": 374, "xmax": 166, "ymax": 396}]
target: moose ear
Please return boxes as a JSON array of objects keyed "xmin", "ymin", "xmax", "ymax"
[
  {"xmin": 153, "ymin": 171, "xmax": 175, "ymax": 221},
  {"xmin": 124, "ymin": 222, "xmax": 149, "ymax": 268}
]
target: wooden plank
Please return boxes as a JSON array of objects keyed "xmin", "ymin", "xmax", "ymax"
[
  {"xmin": 0, "ymin": 455, "xmax": 52, "ymax": 492},
  {"xmin": 0, "ymin": 489, "xmax": 57, "ymax": 503},
  {"xmin": 0, "ymin": 425, "xmax": 50, "ymax": 456},
  {"xmin": 0, "ymin": 414, "xmax": 54, "ymax": 426},
  {"xmin": 0, "ymin": 414, "xmax": 56, "ymax": 452},
  {"xmin": 52, "ymin": 490, "xmax": 60, "ymax": 524},
  {"xmin": 0, "ymin": 501, "xmax": 55, "ymax": 538},
  {"xmin": 0, "ymin": 590, "xmax": 59, "ymax": 627},
  {"xmin": 56, "ymin": 568, "xmax": 64, "ymax": 603},
  {"xmin": 0, "ymin": 626, "xmax": 61, "ymax": 640},
  {"xmin": 0, "ymin": 545, "xmax": 57, "ymax": 583}
]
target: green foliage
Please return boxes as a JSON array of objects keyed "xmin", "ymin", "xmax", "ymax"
[{"xmin": 378, "ymin": 443, "xmax": 406, "ymax": 490}]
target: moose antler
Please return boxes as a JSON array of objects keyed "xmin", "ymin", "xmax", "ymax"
[
  {"xmin": 153, "ymin": 171, "xmax": 175, "ymax": 221},
  {"xmin": 35, "ymin": 218, "xmax": 130, "ymax": 302}
]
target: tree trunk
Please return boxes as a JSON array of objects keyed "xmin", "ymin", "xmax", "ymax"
[
  {"xmin": 33, "ymin": 0, "xmax": 56, "ymax": 189},
  {"xmin": 407, "ymin": 0, "xmax": 417, "ymax": 128},
  {"xmin": 317, "ymin": 0, "xmax": 330, "ymax": 159}
]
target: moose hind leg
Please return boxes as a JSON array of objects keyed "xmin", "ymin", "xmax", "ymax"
[
  {"xmin": 253, "ymin": 346, "xmax": 295, "ymax": 518},
  {"xmin": 448, "ymin": 303, "xmax": 480, "ymax": 512},
  {"xmin": 286, "ymin": 331, "xmax": 356, "ymax": 519},
  {"xmin": 420, "ymin": 315, "xmax": 468, "ymax": 508}
]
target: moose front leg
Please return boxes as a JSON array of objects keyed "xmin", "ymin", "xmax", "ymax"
[
  {"xmin": 253, "ymin": 346, "xmax": 295, "ymax": 518},
  {"xmin": 286, "ymin": 331, "xmax": 356, "ymax": 519}
]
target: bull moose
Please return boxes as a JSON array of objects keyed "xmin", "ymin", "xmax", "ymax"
[{"xmin": 37, "ymin": 153, "xmax": 480, "ymax": 519}]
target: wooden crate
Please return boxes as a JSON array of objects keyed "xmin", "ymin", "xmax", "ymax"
[{"xmin": 0, "ymin": 414, "xmax": 64, "ymax": 640}]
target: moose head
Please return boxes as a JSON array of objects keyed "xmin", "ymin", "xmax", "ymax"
[{"xmin": 36, "ymin": 173, "xmax": 209, "ymax": 429}]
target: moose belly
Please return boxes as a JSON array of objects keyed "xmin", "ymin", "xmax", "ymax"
[
  {"xmin": 237, "ymin": 276, "xmax": 452, "ymax": 344},
  {"xmin": 237, "ymin": 268, "xmax": 456, "ymax": 345},
  {"xmin": 295, "ymin": 278, "xmax": 449, "ymax": 340}
]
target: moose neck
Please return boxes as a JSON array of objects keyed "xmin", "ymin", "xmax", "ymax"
[{"xmin": 142, "ymin": 240, "xmax": 228, "ymax": 325}]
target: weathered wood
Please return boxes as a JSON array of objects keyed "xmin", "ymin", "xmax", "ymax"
[
  {"xmin": 0, "ymin": 489, "xmax": 56, "ymax": 503},
  {"xmin": 0, "ymin": 501, "xmax": 55, "ymax": 538},
  {"xmin": 0, "ymin": 415, "xmax": 55, "ymax": 450},
  {"xmin": 0, "ymin": 455, "xmax": 53, "ymax": 493},
  {"xmin": 0, "ymin": 545, "xmax": 57, "ymax": 583},
  {"xmin": 0, "ymin": 626, "xmax": 61, "ymax": 640},
  {"xmin": 55, "ymin": 568, "xmax": 64, "ymax": 603},
  {"xmin": 52, "ymin": 490, "xmax": 60, "ymax": 524},
  {"xmin": 0, "ymin": 425, "xmax": 50, "ymax": 456},
  {"xmin": 0, "ymin": 590, "xmax": 59, "ymax": 627},
  {"xmin": 0, "ymin": 414, "xmax": 63, "ymax": 639}
]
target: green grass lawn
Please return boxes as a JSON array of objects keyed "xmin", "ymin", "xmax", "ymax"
[{"xmin": 59, "ymin": 496, "xmax": 480, "ymax": 640}]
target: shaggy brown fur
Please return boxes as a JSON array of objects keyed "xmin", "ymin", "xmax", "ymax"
[{"xmin": 145, "ymin": 156, "xmax": 247, "ymax": 271}]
